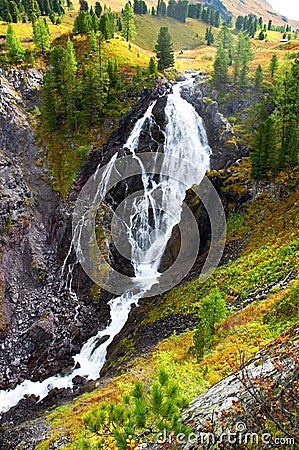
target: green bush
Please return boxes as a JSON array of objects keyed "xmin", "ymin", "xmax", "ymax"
[{"xmin": 76, "ymin": 368, "xmax": 191, "ymax": 449}]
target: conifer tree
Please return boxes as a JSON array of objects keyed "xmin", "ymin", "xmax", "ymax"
[
  {"xmin": 0, "ymin": 0, "xmax": 12, "ymax": 22},
  {"xmin": 33, "ymin": 18, "xmax": 50, "ymax": 52},
  {"xmin": 73, "ymin": 10, "xmax": 92, "ymax": 34},
  {"xmin": 9, "ymin": 1, "xmax": 19, "ymax": 23},
  {"xmin": 6, "ymin": 24, "xmax": 25, "ymax": 62},
  {"xmin": 154, "ymin": 26, "xmax": 174, "ymax": 70},
  {"xmin": 25, "ymin": 0, "xmax": 40, "ymax": 21},
  {"xmin": 99, "ymin": 11, "xmax": 114, "ymax": 40},
  {"xmin": 121, "ymin": 1, "xmax": 135, "ymax": 42},
  {"xmin": 275, "ymin": 60, "xmax": 299, "ymax": 169},
  {"xmin": 42, "ymin": 45, "xmax": 66, "ymax": 130},
  {"xmin": 78, "ymin": 369, "xmax": 190, "ymax": 448},
  {"xmin": 107, "ymin": 55, "xmax": 120, "ymax": 86},
  {"xmin": 148, "ymin": 56, "xmax": 157, "ymax": 75},
  {"xmin": 205, "ymin": 26, "xmax": 214, "ymax": 45},
  {"xmin": 233, "ymin": 32, "xmax": 254, "ymax": 87},
  {"xmin": 65, "ymin": 38, "xmax": 77, "ymax": 130},
  {"xmin": 89, "ymin": 29, "xmax": 98, "ymax": 51},
  {"xmin": 94, "ymin": 1, "xmax": 102, "ymax": 17},
  {"xmin": 82, "ymin": 61, "xmax": 109, "ymax": 126},
  {"xmin": 212, "ymin": 41, "xmax": 229, "ymax": 88},
  {"xmin": 193, "ymin": 289, "xmax": 227, "ymax": 359},
  {"xmin": 254, "ymin": 64, "xmax": 263, "ymax": 89},
  {"xmin": 156, "ymin": 0, "xmax": 166, "ymax": 16},
  {"xmin": 250, "ymin": 118, "xmax": 276, "ymax": 178},
  {"xmin": 269, "ymin": 54, "xmax": 278, "ymax": 78}
]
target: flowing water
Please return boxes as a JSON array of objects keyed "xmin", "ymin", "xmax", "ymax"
[{"xmin": 0, "ymin": 75, "xmax": 211, "ymax": 414}]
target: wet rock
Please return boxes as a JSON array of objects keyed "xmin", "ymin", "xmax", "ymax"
[
  {"xmin": 0, "ymin": 69, "xmax": 110, "ymax": 392},
  {"xmin": 72, "ymin": 375, "xmax": 88, "ymax": 386},
  {"xmin": 181, "ymin": 81, "xmax": 249, "ymax": 170}
]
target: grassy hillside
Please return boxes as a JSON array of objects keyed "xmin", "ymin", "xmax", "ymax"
[
  {"xmin": 133, "ymin": 16, "xmax": 216, "ymax": 51},
  {"xmin": 0, "ymin": 15, "xmax": 74, "ymax": 41},
  {"xmin": 36, "ymin": 163, "xmax": 299, "ymax": 449}
]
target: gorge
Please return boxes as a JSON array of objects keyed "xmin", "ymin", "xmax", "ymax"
[{"xmin": 0, "ymin": 73, "xmax": 216, "ymax": 417}]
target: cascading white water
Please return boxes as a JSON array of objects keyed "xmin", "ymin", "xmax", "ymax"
[{"xmin": 0, "ymin": 74, "xmax": 211, "ymax": 414}]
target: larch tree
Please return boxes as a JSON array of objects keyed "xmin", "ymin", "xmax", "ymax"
[
  {"xmin": 64, "ymin": 38, "xmax": 78, "ymax": 130},
  {"xmin": 6, "ymin": 24, "xmax": 25, "ymax": 62},
  {"xmin": 33, "ymin": 19, "xmax": 50, "ymax": 52},
  {"xmin": 212, "ymin": 41, "xmax": 229, "ymax": 88},
  {"xmin": 148, "ymin": 56, "xmax": 157, "ymax": 75},
  {"xmin": 154, "ymin": 26, "xmax": 174, "ymax": 71},
  {"xmin": 121, "ymin": 1, "xmax": 135, "ymax": 42},
  {"xmin": 254, "ymin": 64, "xmax": 263, "ymax": 89},
  {"xmin": 250, "ymin": 118, "xmax": 277, "ymax": 178},
  {"xmin": 269, "ymin": 54, "xmax": 278, "ymax": 78}
]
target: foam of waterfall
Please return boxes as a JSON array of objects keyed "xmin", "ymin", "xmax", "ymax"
[{"xmin": 0, "ymin": 73, "xmax": 211, "ymax": 414}]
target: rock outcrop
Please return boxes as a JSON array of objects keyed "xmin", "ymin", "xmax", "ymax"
[
  {"xmin": 0, "ymin": 69, "xmax": 110, "ymax": 391},
  {"xmin": 182, "ymin": 324, "xmax": 299, "ymax": 449},
  {"xmin": 180, "ymin": 80, "xmax": 249, "ymax": 170}
]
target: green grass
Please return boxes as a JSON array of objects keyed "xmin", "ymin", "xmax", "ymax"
[
  {"xmin": 133, "ymin": 16, "xmax": 217, "ymax": 51},
  {"xmin": 37, "ymin": 164, "xmax": 299, "ymax": 449}
]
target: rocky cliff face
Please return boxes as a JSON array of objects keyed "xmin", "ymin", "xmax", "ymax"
[
  {"xmin": 182, "ymin": 323, "xmax": 299, "ymax": 449},
  {"xmin": 0, "ymin": 69, "xmax": 110, "ymax": 391},
  {"xmin": 180, "ymin": 78, "xmax": 249, "ymax": 170},
  {"xmin": 0, "ymin": 73, "xmax": 251, "ymax": 443}
]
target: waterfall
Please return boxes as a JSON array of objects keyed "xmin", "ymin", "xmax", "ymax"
[{"xmin": 0, "ymin": 74, "xmax": 211, "ymax": 414}]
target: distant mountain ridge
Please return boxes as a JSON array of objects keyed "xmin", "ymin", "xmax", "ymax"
[{"xmin": 203, "ymin": 0, "xmax": 299, "ymax": 27}]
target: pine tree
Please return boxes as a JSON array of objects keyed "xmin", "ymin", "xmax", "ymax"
[
  {"xmin": 73, "ymin": 10, "xmax": 92, "ymax": 34},
  {"xmin": 258, "ymin": 30, "xmax": 265, "ymax": 40},
  {"xmin": 154, "ymin": 26, "xmax": 174, "ymax": 71},
  {"xmin": 233, "ymin": 32, "xmax": 254, "ymax": 87},
  {"xmin": 42, "ymin": 43, "xmax": 78, "ymax": 131},
  {"xmin": 9, "ymin": 1, "xmax": 19, "ymax": 23},
  {"xmin": 193, "ymin": 289, "xmax": 227, "ymax": 359},
  {"xmin": 205, "ymin": 26, "xmax": 214, "ymax": 45},
  {"xmin": 235, "ymin": 15, "xmax": 243, "ymax": 31},
  {"xmin": 82, "ymin": 62, "xmax": 109, "ymax": 126},
  {"xmin": 0, "ymin": 0, "xmax": 12, "ymax": 22},
  {"xmin": 254, "ymin": 64, "xmax": 263, "ymax": 90},
  {"xmin": 41, "ymin": 45, "xmax": 66, "ymax": 130},
  {"xmin": 33, "ymin": 18, "xmax": 50, "ymax": 52},
  {"xmin": 156, "ymin": 0, "xmax": 166, "ymax": 16},
  {"xmin": 6, "ymin": 24, "xmax": 25, "ymax": 62},
  {"xmin": 107, "ymin": 55, "xmax": 120, "ymax": 87},
  {"xmin": 64, "ymin": 38, "xmax": 77, "ymax": 130},
  {"xmin": 121, "ymin": 1, "xmax": 135, "ymax": 42},
  {"xmin": 79, "ymin": 368, "xmax": 190, "ymax": 448},
  {"xmin": 89, "ymin": 29, "xmax": 98, "ymax": 51},
  {"xmin": 250, "ymin": 118, "xmax": 276, "ymax": 178},
  {"xmin": 99, "ymin": 11, "xmax": 114, "ymax": 40},
  {"xmin": 94, "ymin": 1, "xmax": 102, "ymax": 17},
  {"xmin": 218, "ymin": 24, "xmax": 233, "ymax": 64},
  {"xmin": 212, "ymin": 41, "xmax": 229, "ymax": 88},
  {"xmin": 269, "ymin": 54, "xmax": 278, "ymax": 78},
  {"xmin": 148, "ymin": 56, "xmax": 157, "ymax": 75},
  {"xmin": 79, "ymin": 0, "xmax": 88, "ymax": 11},
  {"xmin": 275, "ymin": 60, "xmax": 299, "ymax": 169},
  {"xmin": 135, "ymin": 65, "xmax": 142, "ymax": 80},
  {"xmin": 24, "ymin": 0, "xmax": 40, "ymax": 21},
  {"xmin": 268, "ymin": 19, "xmax": 272, "ymax": 30}
]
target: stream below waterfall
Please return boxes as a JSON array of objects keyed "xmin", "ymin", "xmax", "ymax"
[{"xmin": 0, "ymin": 74, "xmax": 211, "ymax": 415}]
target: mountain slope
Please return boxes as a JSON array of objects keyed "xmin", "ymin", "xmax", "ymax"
[{"xmin": 219, "ymin": 0, "xmax": 299, "ymax": 26}]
